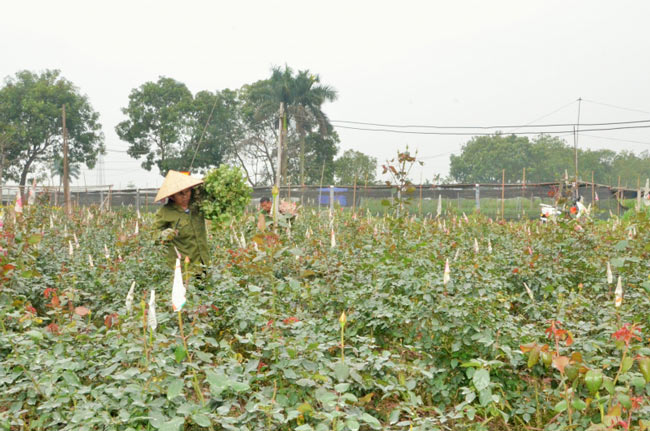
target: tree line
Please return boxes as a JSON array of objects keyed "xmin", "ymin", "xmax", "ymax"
[
  {"xmin": 1, "ymin": 69, "xmax": 648, "ymax": 195},
  {"xmin": 0, "ymin": 68, "xmax": 378, "ymax": 194},
  {"xmin": 449, "ymin": 134, "xmax": 650, "ymax": 187}
]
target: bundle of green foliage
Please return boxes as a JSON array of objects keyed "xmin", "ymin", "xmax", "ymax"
[{"xmin": 198, "ymin": 165, "xmax": 251, "ymax": 224}]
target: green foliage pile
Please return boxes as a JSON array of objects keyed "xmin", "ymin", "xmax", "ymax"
[
  {"xmin": 198, "ymin": 165, "xmax": 252, "ymax": 224},
  {"xmin": 1, "ymin": 203, "xmax": 650, "ymax": 430}
]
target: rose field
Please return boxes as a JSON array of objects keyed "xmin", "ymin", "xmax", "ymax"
[{"xmin": 1, "ymin": 204, "xmax": 650, "ymax": 431}]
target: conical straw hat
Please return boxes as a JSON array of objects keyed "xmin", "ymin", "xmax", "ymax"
[{"xmin": 154, "ymin": 170, "xmax": 203, "ymax": 202}]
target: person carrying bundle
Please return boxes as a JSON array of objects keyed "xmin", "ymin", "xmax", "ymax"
[{"xmin": 153, "ymin": 170, "xmax": 210, "ymax": 269}]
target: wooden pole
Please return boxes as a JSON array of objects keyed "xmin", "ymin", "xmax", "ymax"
[
  {"xmin": 637, "ymin": 175, "xmax": 641, "ymax": 211},
  {"xmin": 591, "ymin": 171, "xmax": 595, "ymax": 207},
  {"xmin": 352, "ymin": 175, "xmax": 357, "ymax": 215},
  {"xmin": 419, "ymin": 179, "xmax": 423, "ymax": 217},
  {"xmin": 617, "ymin": 175, "xmax": 621, "ymax": 217},
  {"xmin": 0, "ymin": 138, "xmax": 5, "ymax": 206},
  {"xmin": 62, "ymin": 105, "xmax": 72, "ymax": 216},
  {"xmin": 574, "ymin": 98, "xmax": 582, "ymax": 195},
  {"xmin": 318, "ymin": 160, "xmax": 325, "ymax": 211},
  {"xmin": 521, "ymin": 167, "xmax": 526, "ymax": 216},
  {"xmin": 363, "ymin": 172, "xmax": 368, "ymax": 212},
  {"xmin": 501, "ymin": 169, "xmax": 505, "ymax": 220},
  {"xmin": 273, "ymin": 103, "xmax": 284, "ymax": 225}
]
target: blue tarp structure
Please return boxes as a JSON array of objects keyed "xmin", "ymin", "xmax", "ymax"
[{"xmin": 319, "ymin": 187, "xmax": 348, "ymax": 206}]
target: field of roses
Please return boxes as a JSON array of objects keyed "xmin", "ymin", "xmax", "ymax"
[{"xmin": 1, "ymin": 203, "xmax": 650, "ymax": 430}]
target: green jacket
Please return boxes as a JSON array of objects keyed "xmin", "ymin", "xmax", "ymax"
[{"xmin": 153, "ymin": 202, "xmax": 209, "ymax": 268}]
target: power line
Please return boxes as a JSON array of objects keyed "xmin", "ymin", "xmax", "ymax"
[
  {"xmin": 581, "ymin": 133, "xmax": 650, "ymax": 146},
  {"xmin": 581, "ymin": 99, "xmax": 650, "ymax": 115},
  {"xmin": 510, "ymin": 99, "xmax": 578, "ymax": 133},
  {"xmin": 330, "ymin": 118, "xmax": 650, "ymax": 130},
  {"xmin": 333, "ymin": 123, "xmax": 650, "ymax": 136}
]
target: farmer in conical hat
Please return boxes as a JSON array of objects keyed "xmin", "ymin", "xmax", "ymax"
[{"xmin": 153, "ymin": 170, "xmax": 209, "ymax": 269}]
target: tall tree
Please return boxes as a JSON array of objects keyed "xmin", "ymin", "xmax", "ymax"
[
  {"xmin": 288, "ymin": 130, "xmax": 339, "ymax": 185},
  {"xmin": 333, "ymin": 150, "xmax": 378, "ymax": 185},
  {"xmin": 286, "ymin": 69, "xmax": 337, "ymax": 185},
  {"xmin": 181, "ymin": 89, "xmax": 242, "ymax": 173},
  {"xmin": 117, "ymin": 78, "xmax": 237, "ymax": 175},
  {"xmin": 116, "ymin": 77, "xmax": 193, "ymax": 174},
  {"xmin": 449, "ymin": 134, "xmax": 532, "ymax": 183},
  {"xmin": 0, "ymin": 70, "xmax": 104, "ymax": 198},
  {"xmin": 242, "ymin": 66, "xmax": 337, "ymax": 184},
  {"xmin": 50, "ymin": 155, "xmax": 81, "ymax": 186},
  {"xmin": 449, "ymin": 133, "xmax": 647, "ymax": 186}
]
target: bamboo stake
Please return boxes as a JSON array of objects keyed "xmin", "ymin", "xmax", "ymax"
[
  {"xmin": 522, "ymin": 167, "xmax": 526, "ymax": 216},
  {"xmin": 501, "ymin": 169, "xmax": 505, "ymax": 220},
  {"xmin": 363, "ymin": 172, "xmax": 369, "ymax": 212},
  {"xmin": 62, "ymin": 105, "xmax": 71, "ymax": 216},
  {"xmin": 352, "ymin": 175, "xmax": 357, "ymax": 215},
  {"xmin": 591, "ymin": 171, "xmax": 595, "ymax": 208},
  {"xmin": 318, "ymin": 161, "xmax": 325, "ymax": 211},
  {"xmin": 617, "ymin": 176, "xmax": 621, "ymax": 217},
  {"xmin": 419, "ymin": 179, "xmax": 423, "ymax": 217}
]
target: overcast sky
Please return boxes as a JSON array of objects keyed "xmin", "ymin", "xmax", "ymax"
[{"xmin": 2, "ymin": 0, "xmax": 650, "ymax": 188}]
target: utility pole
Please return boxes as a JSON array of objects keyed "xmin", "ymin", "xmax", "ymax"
[
  {"xmin": 574, "ymin": 97, "xmax": 582, "ymax": 199},
  {"xmin": 0, "ymin": 136, "xmax": 5, "ymax": 205},
  {"xmin": 62, "ymin": 104, "xmax": 71, "ymax": 216},
  {"xmin": 273, "ymin": 102, "xmax": 284, "ymax": 225}
]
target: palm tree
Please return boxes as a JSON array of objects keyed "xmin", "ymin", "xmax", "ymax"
[
  {"xmin": 247, "ymin": 66, "xmax": 337, "ymax": 185},
  {"xmin": 287, "ymin": 70, "xmax": 337, "ymax": 185},
  {"xmin": 51, "ymin": 155, "xmax": 80, "ymax": 187}
]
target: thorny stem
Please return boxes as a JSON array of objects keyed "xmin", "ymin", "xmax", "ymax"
[
  {"xmin": 340, "ymin": 324, "xmax": 345, "ymax": 362},
  {"xmin": 608, "ymin": 345, "xmax": 629, "ymax": 410},
  {"xmin": 177, "ymin": 311, "xmax": 206, "ymax": 407},
  {"xmin": 23, "ymin": 366, "xmax": 43, "ymax": 397},
  {"xmin": 561, "ymin": 377, "xmax": 573, "ymax": 429},
  {"xmin": 141, "ymin": 300, "xmax": 149, "ymax": 364}
]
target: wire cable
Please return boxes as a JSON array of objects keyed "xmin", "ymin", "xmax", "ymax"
[
  {"xmin": 581, "ymin": 99, "xmax": 650, "ymax": 115},
  {"xmin": 330, "ymin": 118, "xmax": 650, "ymax": 130},
  {"xmin": 333, "ymin": 123, "xmax": 650, "ymax": 136},
  {"xmin": 580, "ymin": 133, "xmax": 650, "ymax": 146}
]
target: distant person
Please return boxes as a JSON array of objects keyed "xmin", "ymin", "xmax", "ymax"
[
  {"xmin": 153, "ymin": 170, "xmax": 209, "ymax": 269},
  {"xmin": 259, "ymin": 197, "xmax": 272, "ymax": 215}
]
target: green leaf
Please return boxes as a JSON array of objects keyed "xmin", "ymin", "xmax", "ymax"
[
  {"xmin": 174, "ymin": 345, "xmax": 187, "ymax": 363},
  {"xmin": 167, "ymin": 378, "xmax": 184, "ymax": 400},
  {"xmin": 554, "ymin": 400, "xmax": 567, "ymax": 413},
  {"xmin": 603, "ymin": 376, "xmax": 615, "ymax": 394},
  {"xmin": 617, "ymin": 393, "xmax": 631, "ymax": 409},
  {"xmin": 314, "ymin": 387, "xmax": 336, "ymax": 404},
  {"xmin": 614, "ymin": 240, "xmax": 628, "ymax": 251},
  {"xmin": 334, "ymin": 383, "xmax": 349, "ymax": 393},
  {"xmin": 360, "ymin": 413, "xmax": 382, "ymax": 429},
  {"xmin": 191, "ymin": 413, "xmax": 211, "ymax": 427},
  {"xmin": 621, "ymin": 356, "xmax": 634, "ymax": 373},
  {"xmin": 25, "ymin": 330, "xmax": 43, "ymax": 341},
  {"xmin": 334, "ymin": 362, "xmax": 349, "ymax": 382},
  {"xmin": 157, "ymin": 417, "xmax": 185, "ymax": 431},
  {"xmin": 205, "ymin": 371, "xmax": 229, "ymax": 395},
  {"xmin": 297, "ymin": 403, "xmax": 313, "ymax": 414},
  {"xmin": 641, "ymin": 280, "xmax": 650, "ymax": 293},
  {"xmin": 611, "ymin": 257, "xmax": 625, "ymax": 268},
  {"xmin": 346, "ymin": 419, "xmax": 360, "ymax": 430},
  {"xmin": 630, "ymin": 375, "xmax": 646, "ymax": 388},
  {"xmin": 571, "ymin": 398, "xmax": 587, "ymax": 411},
  {"xmin": 472, "ymin": 369, "xmax": 490, "ymax": 391},
  {"xmin": 230, "ymin": 381, "xmax": 250, "ymax": 392}
]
